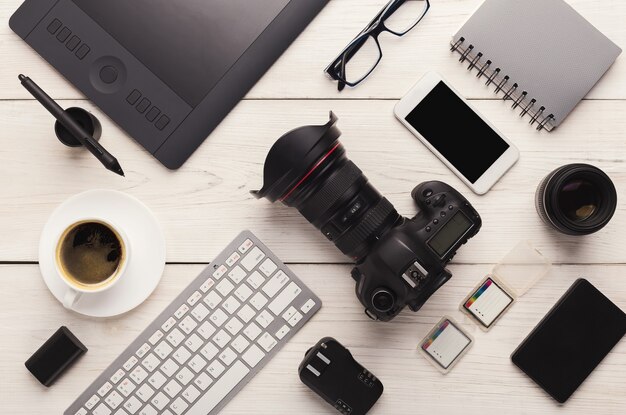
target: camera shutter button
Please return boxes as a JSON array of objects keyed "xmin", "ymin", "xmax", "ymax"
[{"xmin": 433, "ymin": 194, "xmax": 446, "ymax": 207}]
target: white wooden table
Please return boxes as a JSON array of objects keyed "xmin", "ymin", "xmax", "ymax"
[{"xmin": 1, "ymin": 1, "xmax": 625, "ymax": 413}]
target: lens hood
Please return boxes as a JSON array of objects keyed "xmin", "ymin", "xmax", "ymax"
[{"xmin": 251, "ymin": 111, "xmax": 341, "ymax": 202}]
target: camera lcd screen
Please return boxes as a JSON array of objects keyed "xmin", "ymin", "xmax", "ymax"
[
  {"xmin": 72, "ymin": 0, "xmax": 290, "ymax": 107},
  {"xmin": 428, "ymin": 211, "xmax": 473, "ymax": 257},
  {"xmin": 405, "ymin": 81, "xmax": 510, "ymax": 183}
]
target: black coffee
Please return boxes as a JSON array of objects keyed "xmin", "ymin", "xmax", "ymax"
[{"xmin": 58, "ymin": 221, "xmax": 124, "ymax": 287}]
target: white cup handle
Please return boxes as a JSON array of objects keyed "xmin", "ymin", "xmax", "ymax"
[{"xmin": 63, "ymin": 289, "xmax": 82, "ymax": 309}]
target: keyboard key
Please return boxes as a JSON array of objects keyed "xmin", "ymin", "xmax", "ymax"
[
  {"xmin": 228, "ymin": 266, "xmax": 247, "ymax": 284},
  {"xmin": 93, "ymin": 403, "xmax": 111, "ymax": 415},
  {"xmin": 262, "ymin": 270, "xmax": 289, "ymax": 297},
  {"xmin": 148, "ymin": 330, "xmax": 163, "ymax": 345},
  {"xmin": 148, "ymin": 371, "xmax": 167, "ymax": 389},
  {"xmin": 151, "ymin": 392, "xmax": 170, "ymax": 411},
  {"xmin": 259, "ymin": 259, "xmax": 277, "ymax": 277},
  {"xmin": 155, "ymin": 341, "xmax": 173, "ymax": 359},
  {"xmin": 123, "ymin": 396, "xmax": 142, "ymax": 413},
  {"xmin": 222, "ymin": 296, "xmax": 241, "ymax": 314},
  {"xmin": 164, "ymin": 379, "xmax": 182, "ymax": 398},
  {"xmin": 241, "ymin": 247, "xmax": 265, "ymax": 271},
  {"xmin": 187, "ymin": 291, "xmax": 202, "ymax": 306},
  {"xmin": 250, "ymin": 292, "xmax": 268, "ymax": 310},
  {"xmin": 179, "ymin": 315, "xmax": 198, "ymax": 334},
  {"xmin": 162, "ymin": 317, "xmax": 176, "ymax": 332},
  {"xmin": 175, "ymin": 367, "xmax": 195, "ymax": 385},
  {"xmin": 204, "ymin": 291, "xmax": 222, "ymax": 309},
  {"xmin": 288, "ymin": 311, "xmax": 304, "ymax": 327},
  {"xmin": 234, "ymin": 284, "xmax": 253, "ymax": 302},
  {"xmin": 74, "ymin": 409, "xmax": 87, "ymax": 415},
  {"xmin": 197, "ymin": 321, "xmax": 216, "ymax": 339},
  {"xmin": 268, "ymin": 282, "xmax": 302, "ymax": 315},
  {"xmin": 200, "ymin": 342, "xmax": 219, "ymax": 360},
  {"xmin": 219, "ymin": 347, "xmax": 237, "ymax": 366},
  {"xmin": 194, "ymin": 372, "xmax": 213, "ymax": 391},
  {"xmin": 185, "ymin": 361, "xmax": 249, "ymax": 415},
  {"xmin": 130, "ymin": 366, "xmax": 148, "ymax": 384},
  {"xmin": 136, "ymin": 383, "xmax": 155, "ymax": 402},
  {"xmin": 212, "ymin": 329, "xmax": 232, "ymax": 348},
  {"xmin": 237, "ymin": 304, "xmax": 256, "ymax": 323},
  {"xmin": 276, "ymin": 325, "xmax": 290, "ymax": 340},
  {"xmin": 110, "ymin": 369, "xmax": 125, "ymax": 384},
  {"xmin": 136, "ymin": 343, "xmax": 150, "ymax": 358},
  {"xmin": 301, "ymin": 299, "xmax": 316, "ymax": 313},
  {"xmin": 212, "ymin": 265, "xmax": 227, "ymax": 279},
  {"xmin": 85, "ymin": 394, "xmax": 100, "ymax": 409},
  {"xmin": 256, "ymin": 310, "xmax": 274, "ymax": 328},
  {"xmin": 173, "ymin": 346, "xmax": 192, "ymax": 364},
  {"xmin": 257, "ymin": 333, "xmax": 278, "ymax": 352},
  {"xmin": 191, "ymin": 304, "xmax": 210, "ymax": 321},
  {"xmin": 97, "ymin": 381, "xmax": 112, "ymax": 396},
  {"xmin": 282, "ymin": 306, "xmax": 298, "ymax": 322},
  {"xmin": 174, "ymin": 304, "xmax": 189, "ymax": 319},
  {"xmin": 207, "ymin": 360, "xmax": 225, "ymax": 378},
  {"xmin": 238, "ymin": 239, "xmax": 254, "ymax": 253},
  {"xmin": 246, "ymin": 271, "xmax": 265, "ymax": 289},
  {"xmin": 170, "ymin": 397, "xmax": 188, "ymax": 415},
  {"xmin": 242, "ymin": 345, "xmax": 265, "ymax": 367},
  {"xmin": 142, "ymin": 353, "xmax": 160, "ymax": 372},
  {"xmin": 243, "ymin": 322, "xmax": 262, "ymax": 341},
  {"xmin": 182, "ymin": 385, "xmax": 201, "ymax": 404},
  {"xmin": 184, "ymin": 333, "xmax": 204, "ymax": 352},
  {"xmin": 216, "ymin": 279, "xmax": 235, "ymax": 296},
  {"xmin": 160, "ymin": 359, "xmax": 179, "ymax": 377},
  {"xmin": 210, "ymin": 309, "xmax": 228, "ymax": 327},
  {"xmin": 226, "ymin": 252, "xmax": 241, "ymax": 267},
  {"xmin": 200, "ymin": 278, "xmax": 215, "ymax": 293},
  {"xmin": 188, "ymin": 355, "xmax": 207, "ymax": 373},
  {"xmin": 105, "ymin": 391, "xmax": 124, "ymax": 409},
  {"xmin": 166, "ymin": 329, "xmax": 185, "ymax": 347},
  {"xmin": 139, "ymin": 404, "xmax": 157, "ymax": 415},
  {"xmin": 225, "ymin": 317, "xmax": 244, "ymax": 335},
  {"xmin": 232, "ymin": 335, "xmax": 250, "ymax": 354},
  {"xmin": 117, "ymin": 379, "xmax": 135, "ymax": 397}
]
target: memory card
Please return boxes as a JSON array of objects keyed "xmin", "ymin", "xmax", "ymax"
[
  {"xmin": 463, "ymin": 276, "xmax": 514, "ymax": 328},
  {"xmin": 419, "ymin": 317, "xmax": 472, "ymax": 372}
]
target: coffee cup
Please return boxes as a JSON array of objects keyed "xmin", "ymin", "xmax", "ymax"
[{"xmin": 54, "ymin": 218, "xmax": 130, "ymax": 309}]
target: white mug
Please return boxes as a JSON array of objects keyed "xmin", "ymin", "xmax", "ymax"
[{"xmin": 54, "ymin": 218, "xmax": 130, "ymax": 309}]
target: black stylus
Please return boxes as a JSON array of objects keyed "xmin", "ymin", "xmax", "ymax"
[{"xmin": 18, "ymin": 74, "xmax": 125, "ymax": 177}]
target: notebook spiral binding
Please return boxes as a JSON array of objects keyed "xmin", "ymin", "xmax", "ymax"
[{"xmin": 450, "ymin": 37, "xmax": 555, "ymax": 131}]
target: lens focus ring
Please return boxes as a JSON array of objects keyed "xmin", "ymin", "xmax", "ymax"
[
  {"xmin": 335, "ymin": 197, "xmax": 397, "ymax": 256},
  {"xmin": 300, "ymin": 160, "xmax": 363, "ymax": 222}
]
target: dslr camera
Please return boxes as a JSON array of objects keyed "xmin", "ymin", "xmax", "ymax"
[{"xmin": 252, "ymin": 112, "xmax": 482, "ymax": 321}]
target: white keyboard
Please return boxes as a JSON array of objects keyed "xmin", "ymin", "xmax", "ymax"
[{"xmin": 65, "ymin": 231, "xmax": 321, "ymax": 415}]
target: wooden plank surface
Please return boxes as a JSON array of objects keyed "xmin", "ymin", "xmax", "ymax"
[
  {"xmin": 1, "ymin": 264, "xmax": 625, "ymax": 414},
  {"xmin": 1, "ymin": 0, "xmax": 625, "ymax": 414}
]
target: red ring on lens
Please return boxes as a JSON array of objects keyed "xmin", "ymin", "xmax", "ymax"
[{"xmin": 279, "ymin": 142, "xmax": 341, "ymax": 202}]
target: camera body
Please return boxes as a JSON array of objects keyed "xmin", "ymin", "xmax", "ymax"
[
  {"xmin": 352, "ymin": 181, "xmax": 482, "ymax": 321},
  {"xmin": 253, "ymin": 112, "xmax": 482, "ymax": 321}
]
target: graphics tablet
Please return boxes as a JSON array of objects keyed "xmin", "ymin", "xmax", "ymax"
[
  {"xmin": 10, "ymin": 0, "xmax": 328, "ymax": 168},
  {"xmin": 511, "ymin": 278, "xmax": 626, "ymax": 403}
]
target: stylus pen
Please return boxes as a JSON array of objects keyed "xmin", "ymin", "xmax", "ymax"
[{"xmin": 18, "ymin": 74, "xmax": 125, "ymax": 177}]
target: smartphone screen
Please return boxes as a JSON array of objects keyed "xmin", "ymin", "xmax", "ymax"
[{"xmin": 404, "ymin": 81, "xmax": 510, "ymax": 183}]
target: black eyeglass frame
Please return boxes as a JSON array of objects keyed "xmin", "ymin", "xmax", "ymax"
[{"xmin": 325, "ymin": 0, "xmax": 431, "ymax": 90}]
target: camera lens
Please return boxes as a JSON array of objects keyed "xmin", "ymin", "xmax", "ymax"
[
  {"xmin": 371, "ymin": 288, "xmax": 395, "ymax": 313},
  {"xmin": 252, "ymin": 112, "xmax": 400, "ymax": 259},
  {"xmin": 536, "ymin": 164, "xmax": 617, "ymax": 235}
]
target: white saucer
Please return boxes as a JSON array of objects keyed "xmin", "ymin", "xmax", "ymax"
[{"xmin": 39, "ymin": 189, "xmax": 166, "ymax": 317}]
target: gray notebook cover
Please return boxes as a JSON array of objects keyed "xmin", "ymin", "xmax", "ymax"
[{"xmin": 452, "ymin": 0, "xmax": 621, "ymax": 129}]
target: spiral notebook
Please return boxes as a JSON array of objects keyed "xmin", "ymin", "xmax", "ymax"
[{"xmin": 450, "ymin": 0, "xmax": 621, "ymax": 131}]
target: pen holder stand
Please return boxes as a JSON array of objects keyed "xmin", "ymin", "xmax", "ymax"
[{"xmin": 54, "ymin": 107, "xmax": 102, "ymax": 147}]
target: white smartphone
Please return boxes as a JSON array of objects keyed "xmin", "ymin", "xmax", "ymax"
[{"xmin": 394, "ymin": 72, "xmax": 519, "ymax": 195}]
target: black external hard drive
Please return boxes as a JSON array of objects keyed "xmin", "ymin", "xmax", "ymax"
[{"xmin": 299, "ymin": 337, "xmax": 383, "ymax": 415}]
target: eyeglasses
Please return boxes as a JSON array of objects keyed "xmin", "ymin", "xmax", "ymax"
[{"xmin": 325, "ymin": 0, "xmax": 430, "ymax": 91}]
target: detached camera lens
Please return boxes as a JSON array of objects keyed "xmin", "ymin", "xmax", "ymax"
[
  {"xmin": 371, "ymin": 289, "xmax": 395, "ymax": 313},
  {"xmin": 536, "ymin": 164, "xmax": 617, "ymax": 235}
]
